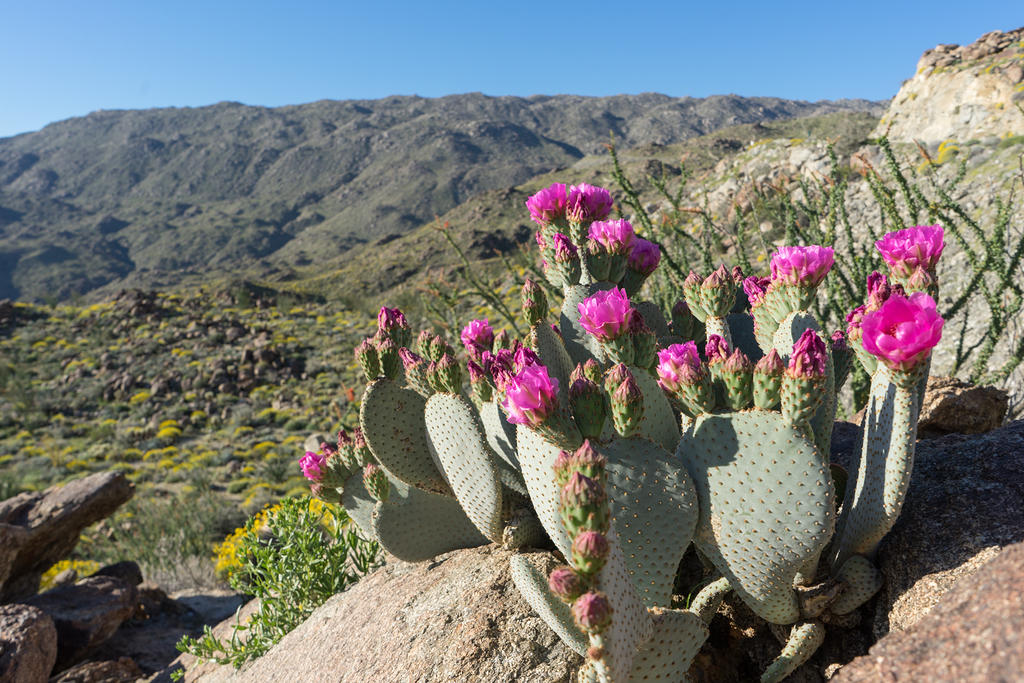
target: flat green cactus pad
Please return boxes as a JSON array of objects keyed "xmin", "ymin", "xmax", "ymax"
[
  {"xmin": 424, "ymin": 393, "xmax": 505, "ymax": 543},
  {"xmin": 830, "ymin": 554, "xmax": 882, "ymax": 615},
  {"xmin": 629, "ymin": 607, "xmax": 709, "ymax": 681},
  {"xmin": 531, "ymin": 322, "xmax": 574, "ymax": 407},
  {"xmin": 630, "ymin": 365, "xmax": 681, "ymax": 451},
  {"xmin": 516, "ymin": 424, "xmax": 572, "ymax": 558},
  {"xmin": 727, "ymin": 311, "xmax": 764, "ymax": 363},
  {"xmin": 560, "ymin": 283, "xmax": 612, "ymax": 365},
  {"xmin": 360, "ymin": 379, "xmax": 451, "ymax": 494},
  {"xmin": 679, "ymin": 410, "xmax": 835, "ymax": 624},
  {"xmin": 761, "ymin": 620, "xmax": 826, "ymax": 683},
  {"xmin": 371, "ymin": 480, "xmax": 488, "ymax": 563},
  {"xmin": 635, "ymin": 301, "xmax": 671, "ymax": 339},
  {"xmin": 772, "ymin": 310, "xmax": 836, "ymax": 451},
  {"xmin": 603, "ymin": 437, "xmax": 698, "ymax": 607},
  {"xmin": 595, "ymin": 528, "xmax": 655, "ymax": 681},
  {"xmin": 478, "ymin": 400, "xmax": 520, "ymax": 469},
  {"xmin": 509, "ymin": 553, "xmax": 588, "ymax": 656},
  {"xmin": 340, "ymin": 469, "xmax": 377, "ymax": 541}
]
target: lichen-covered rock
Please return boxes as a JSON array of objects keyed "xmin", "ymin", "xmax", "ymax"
[
  {"xmin": 174, "ymin": 546, "xmax": 582, "ymax": 683},
  {"xmin": 833, "ymin": 541, "xmax": 1024, "ymax": 682},
  {"xmin": 0, "ymin": 603, "xmax": 58, "ymax": 683},
  {"xmin": 0, "ymin": 471, "xmax": 133, "ymax": 601}
]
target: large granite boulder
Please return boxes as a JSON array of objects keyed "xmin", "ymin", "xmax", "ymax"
[
  {"xmin": 917, "ymin": 375, "xmax": 1008, "ymax": 438},
  {"xmin": 0, "ymin": 603, "xmax": 58, "ymax": 683},
  {"xmin": 833, "ymin": 541, "xmax": 1024, "ymax": 681},
  {"xmin": 0, "ymin": 471, "xmax": 133, "ymax": 601}
]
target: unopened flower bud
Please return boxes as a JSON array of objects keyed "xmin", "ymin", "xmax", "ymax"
[
  {"xmin": 720, "ymin": 347, "xmax": 754, "ymax": 410},
  {"xmin": 569, "ymin": 378, "xmax": 607, "ymax": 440},
  {"xmin": 571, "ymin": 531, "xmax": 610, "ymax": 575},
  {"xmin": 493, "ymin": 329, "xmax": 514, "ymax": 351},
  {"xmin": 522, "ymin": 279, "xmax": 549, "ymax": 326},
  {"xmin": 573, "ymin": 591, "xmax": 613, "ymax": 634},
  {"xmin": 377, "ymin": 306, "xmax": 411, "ymax": 347},
  {"xmin": 548, "ymin": 566, "xmax": 585, "ymax": 603},
  {"xmin": 569, "ymin": 440, "xmax": 607, "ymax": 484},
  {"xmin": 376, "ymin": 338, "xmax": 400, "ymax": 380},
  {"xmin": 363, "ymin": 463, "xmax": 390, "ymax": 503},
  {"xmin": 560, "ymin": 471, "xmax": 609, "ymax": 536},
  {"xmin": 355, "ymin": 338, "xmax": 380, "ymax": 381},
  {"xmin": 610, "ymin": 372, "xmax": 644, "ymax": 437},
  {"xmin": 432, "ymin": 352, "xmax": 462, "ymax": 393},
  {"xmin": 700, "ymin": 265, "xmax": 737, "ymax": 317}
]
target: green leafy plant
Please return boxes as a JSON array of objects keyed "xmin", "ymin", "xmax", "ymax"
[{"xmin": 173, "ymin": 496, "xmax": 381, "ymax": 673}]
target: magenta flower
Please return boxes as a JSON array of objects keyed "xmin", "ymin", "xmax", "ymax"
[
  {"xmin": 466, "ymin": 360, "xmax": 486, "ymax": 383},
  {"xmin": 656, "ymin": 341, "xmax": 701, "ymax": 393},
  {"xmin": 298, "ymin": 451, "xmax": 326, "ymax": 482},
  {"xmin": 513, "ymin": 346, "xmax": 541, "ymax": 372},
  {"xmin": 398, "ymin": 347, "xmax": 424, "ymax": 371},
  {"xmin": 501, "ymin": 363, "xmax": 560, "ymax": 426},
  {"xmin": 377, "ymin": 306, "xmax": 408, "ymax": 335},
  {"xmin": 788, "ymin": 329, "xmax": 828, "ymax": 378},
  {"xmin": 743, "ymin": 276, "xmax": 771, "ymax": 306},
  {"xmin": 875, "ymin": 225, "xmax": 944, "ymax": 277},
  {"xmin": 526, "ymin": 183, "xmax": 569, "ymax": 226},
  {"xmin": 460, "ymin": 319, "xmax": 494, "ymax": 357},
  {"xmin": 769, "ymin": 245, "xmax": 835, "ymax": 287},
  {"xmin": 627, "ymin": 238, "xmax": 661, "ymax": 274},
  {"xmin": 861, "ymin": 292, "xmax": 944, "ymax": 371},
  {"xmin": 845, "ymin": 304, "xmax": 867, "ymax": 340},
  {"xmin": 705, "ymin": 335, "xmax": 730, "ymax": 364},
  {"xmin": 577, "ymin": 287, "xmax": 634, "ymax": 341},
  {"xmin": 552, "ymin": 233, "xmax": 578, "ymax": 262},
  {"xmin": 588, "ymin": 219, "xmax": 635, "ymax": 255},
  {"xmin": 567, "ymin": 183, "xmax": 614, "ymax": 224}
]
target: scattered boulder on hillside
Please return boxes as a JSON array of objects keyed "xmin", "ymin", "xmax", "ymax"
[
  {"xmin": 51, "ymin": 656, "xmax": 144, "ymax": 683},
  {"xmin": 0, "ymin": 471, "xmax": 134, "ymax": 601},
  {"xmin": 0, "ymin": 603, "xmax": 58, "ymax": 683},
  {"xmin": 833, "ymin": 541, "xmax": 1024, "ymax": 682},
  {"xmin": 916, "ymin": 375, "xmax": 1009, "ymax": 437}
]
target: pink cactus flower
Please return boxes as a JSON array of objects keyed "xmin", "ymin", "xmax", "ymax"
[
  {"xmin": 501, "ymin": 363, "xmax": 560, "ymax": 426},
  {"xmin": 460, "ymin": 319, "xmax": 494, "ymax": 357},
  {"xmin": 526, "ymin": 183, "xmax": 569, "ymax": 226},
  {"xmin": 788, "ymin": 329, "xmax": 828, "ymax": 378},
  {"xmin": 627, "ymin": 238, "xmax": 661, "ymax": 274},
  {"xmin": 861, "ymin": 292, "xmax": 944, "ymax": 371},
  {"xmin": 567, "ymin": 183, "xmax": 614, "ymax": 224},
  {"xmin": 769, "ymin": 245, "xmax": 835, "ymax": 287},
  {"xmin": 743, "ymin": 276, "xmax": 771, "ymax": 306},
  {"xmin": 875, "ymin": 225, "xmax": 945, "ymax": 277},
  {"xmin": 577, "ymin": 288, "xmax": 634, "ymax": 341},
  {"xmin": 588, "ymin": 219, "xmax": 635, "ymax": 255},
  {"xmin": 377, "ymin": 306, "xmax": 408, "ymax": 334},
  {"xmin": 398, "ymin": 347, "xmax": 424, "ymax": 371},
  {"xmin": 705, "ymin": 335, "xmax": 730, "ymax": 364},
  {"xmin": 552, "ymin": 233, "xmax": 578, "ymax": 262},
  {"xmin": 656, "ymin": 341, "xmax": 701, "ymax": 393},
  {"xmin": 513, "ymin": 346, "xmax": 541, "ymax": 372},
  {"xmin": 298, "ymin": 450, "xmax": 326, "ymax": 482}
]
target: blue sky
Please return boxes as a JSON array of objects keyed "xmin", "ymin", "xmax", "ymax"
[{"xmin": 1, "ymin": 1, "xmax": 1020, "ymax": 138}]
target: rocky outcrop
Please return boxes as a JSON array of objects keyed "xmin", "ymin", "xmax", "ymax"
[
  {"xmin": 51, "ymin": 657, "xmax": 144, "ymax": 683},
  {"xmin": 833, "ymin": 541, "xmax": 1024, "ymax": 682},
  {"xmin": 170, "ymin": 546, "xmax": 581, "ymax": 683},
  {"xmin": 878, "ymin": 27, "xmax": 1024, "ymax": 143},
  {"xmin": 917, "ymin": 375, "xmax": 1009, "ymax": 437},
  {"xmin": 0, "ymin": 471, "xmax": 134, "ymax": 601},
  {"xmin": 0, "ymin": 603, "xmax": 58, "ymax": 683},
  {"xmin": 23, "ymin": 575, "xmax": 139, "ymax": 671}
]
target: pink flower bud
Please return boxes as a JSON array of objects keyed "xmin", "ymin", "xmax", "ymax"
[
  {"xmin": 787, "ymin": 329, "xmax": 828, "ymax": 378},
  {"xmin": 705, "ymin": 335, "xmax": 730, "ymax": 364},
  {"xmin": 577, "ymin": 287, "xmax": 634, "ymax": 341},
  {"xmin": 627, "ymin": 238, "xmax": 661, "ymax": 274},
  {"xmin": 573, "ymin": 591, "xmax": 613, "ymax": 633},
  {"xmin": 572, "ymin": 530, "xmax": 610, "ymax": 573},
  {"xmin": 501, "ymin": 364, "xmax": 560, "ymax": 426},
  {"xmin": 399, "ymin": 347, "xmax": 424, "ymax": 372},
  {"xmin": 703, "ymin": 264, "xmax": 730, "ymax": 289},
  {"xmin": 377, "ymin": 306, "xmax": 408, "ymax": 334},
  {"xmin": 875, "ymin": 225, "xmax": 944, "ymax": 277},
  {"xmin": 830, "ymin": 330, "xmax": 848, "ymax": 352},
  {"xmin": 861, "ymin": 291, "xmax": 944, "ymax": 371},
  {"xmin": 552, "ymin": 233, "xmax": 578, "ymax": 262},
  {"xmin": 567, "ymin": 183, "xmax": 614, "ymax": 224},
  {"xmin": 722, "ymin": 347, "xmax": 752, "ymax": 373},
  {"xmin": 769, "ymin": 245, "xmax": 835, "ymax": 287},
  {"xmin": 526, "ymin": 183, "xmax": 569, "ymax": 226},
  {"xmin": 548, "ymin": 566, "xmax": 585, "ymax": 603},
  {"xmin": 755, "ymin": 348, "xmax": 785, "ymax": 375},
  {"xmin": 561, "ymin": 471, "xmax": 605, "ymax": 510},
  {"xmin": 743, "ymin": 276, "xmax": 771, "ymax": 306},
  {"xmin": 588, "ymin": 219, "xmax": 635, "ymax": 255},
  {"xmin": 846, "ymin": 304, "xmax": 867, "ymax": 341}
]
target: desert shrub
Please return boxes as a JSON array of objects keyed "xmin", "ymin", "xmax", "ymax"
[{"xmin": 174, "ymin": 496, "xmax": 380, "ymax": 672}]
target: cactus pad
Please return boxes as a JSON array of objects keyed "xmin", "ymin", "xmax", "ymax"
[
  {"xmin": 635, "ymin": 301, "xmax": 671, "ymax": 339},
  {"xmin": 424, "ymin": 393, "xmax": 505, "ymax": 543},
  {"xmin": 727, "ymin": 311, "xmax": 764, "ymax": 363},
  {"xmin": 516, "ymin": 424, "xmax": 573, "ymax": 558},
  {"xmin": 830, "ymin": 555, "xmax": 882, "ymax": 615},
  {"xmin": 371, "ymin": 480, "xmax": 488, "ymax": 562},
  {"xmin": 478, "ymin": 400, "xmax": 520, "ymax": 469},
  {"xmin": 628, "ymin": 607, "xmax": 709, "ymax": 681},
  {"xmin": 679, "ymin": 410, "xmax": 835, "ymax": 624},
  {"xmin": 630, "ymin": 366, "xmax": 681, "ymax": 452},
  {"xmin": 509, "ymin": 553, "xmax": 588, "ymax": 656},
  {"xmin": 594, "ymin": 528, "xmax": 655, "ymax": 681},
  {"xmin": 691, "ymin": 576, "xmax": 732, "ymax": 624},
  {"xmin": 602, "ymin": 437, "xmax": 698, "ymax": 607},
  {"xmin": 340, "ymin": 469, "xmax": 377, "ymax": 541},
  {"xmin": 360, "ymin": 379, "xmax": 451, "ymax": 494},
  {"xmin": 760, "ymin": 620, "xmax": 825, "ymax": 683},
  {"xmin": 530, "ymin": 322, "xmax": 574, "ymax": 406}
]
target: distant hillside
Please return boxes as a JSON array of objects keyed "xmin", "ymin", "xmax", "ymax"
[{"xmin": 0, "ymin": 93, "xmax": 882, "ymax": 301}]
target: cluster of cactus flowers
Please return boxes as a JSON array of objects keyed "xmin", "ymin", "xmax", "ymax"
[{"xmin": 297, "ymin": 179, "xmax": 945, "ymax": 682}]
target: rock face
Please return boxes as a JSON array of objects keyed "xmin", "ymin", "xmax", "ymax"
[
  {"xmin": 833, "ymin": 541, "xmax": 1024, "ymax": 682},
  {"xmin": 917, "ymin": 375, "xmax": 1009, "ymax": 437},
  {"xmin": 872, "ymin": 419, "xmax": 1024, "ymax": 635},
  {"xmin": 176, "ymin": 546, "xmax": 581, "ymax": 683},
  {"xmin": 878, "ymin": 27, "xmax": 1024, "ymax": 143},
  {"xmin": 23, "ymin": 575, "xmax": 140, "ymax": 671},
  {"xmin": 0, "ymin": 603, "xmax": 58, "ymax": 683},
  {"xmin": 0, "ymin": 471, "xmax": 133, "ymax": 601}
]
